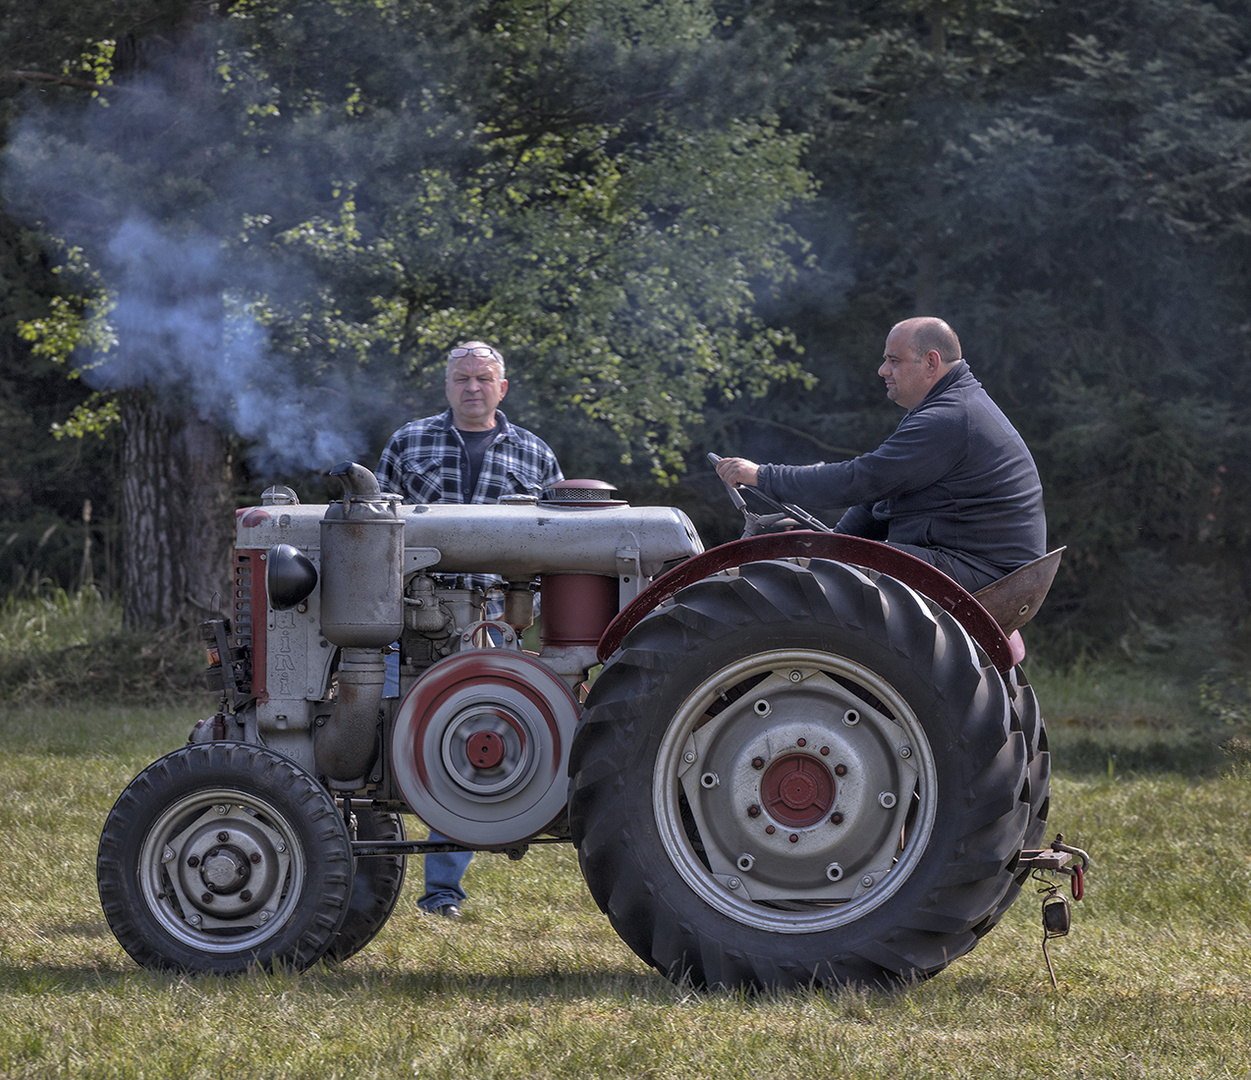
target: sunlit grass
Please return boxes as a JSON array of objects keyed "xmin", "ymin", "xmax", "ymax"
[{"xmin": 1, "ymin": 684, "xmax": 1250, "ymax": 1078}]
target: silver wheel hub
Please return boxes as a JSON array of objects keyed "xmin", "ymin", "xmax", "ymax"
[
  {"xmin": 654, "ymin": 650, "xmax": 937, "ymax": 932},
  {"xmin": 139, "ymin": 792, "xmax": 303, "ymax": 950}
]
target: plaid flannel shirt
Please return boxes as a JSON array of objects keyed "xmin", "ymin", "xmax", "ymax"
[{"xmin": 375, "ymin": 408, "xmax": 564, "ymax": 607}]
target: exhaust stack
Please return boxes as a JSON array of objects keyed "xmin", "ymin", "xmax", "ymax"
[{"xmin": 316, "ymin": 461, "xmax": 403, "ymax": 783}]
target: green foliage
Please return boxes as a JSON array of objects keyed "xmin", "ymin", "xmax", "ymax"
[
  {"xmin": 6, "ymin": 0, "xmax": 816, "ymax": 482},
  {"xmin": 0, "ymin": 224, "xmax": 122, "ymax": 598},
  {"xmin": 1200, "ymin": 671, "xmax": 1251, "ymax": 731},
  {"xmin": 3, "ymin": 0, "xmax": 1251, "ymax": 662},
  {"xmin": 732, "ymin": 0, "xmax": 1251, "ymax": 666},
  {"xmin": 0, "ymin": 586, "xmax": 203, "ymax": 702}
]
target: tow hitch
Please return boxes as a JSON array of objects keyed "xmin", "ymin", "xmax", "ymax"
[{"xmin": 1017, "ymin": 834, "xmax": 1091, "ymax": 989}]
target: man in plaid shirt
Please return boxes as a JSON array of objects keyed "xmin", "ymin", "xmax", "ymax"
[
  {"xmin": 377, "ymin": 342, "xmax": 563, "ymax": 509},
  {"xmin": 375, "ymin": 340, "xmax": 564, "ymax": 920}
]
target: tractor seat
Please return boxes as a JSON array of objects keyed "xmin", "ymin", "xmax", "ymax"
[{"xmin": 972, "ymin": 548, "xmax": 1065, "ymax": 635}]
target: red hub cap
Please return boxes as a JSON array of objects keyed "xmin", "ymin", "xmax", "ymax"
[
  {"xmin": 761, "ymin": 753, "xmax": 835, "ymax": 828},
  {"xmin": 466, "ymin": 730, "xmax": 506, "ymax": 770}
]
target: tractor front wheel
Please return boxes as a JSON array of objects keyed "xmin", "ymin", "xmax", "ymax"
[
  {"xmin": 97, "ymin": 743, "xmax": 353, "ymax": 974},
  {"xmin": 325, "ymin": 807, "xmax": 407, "ymax": 963}
]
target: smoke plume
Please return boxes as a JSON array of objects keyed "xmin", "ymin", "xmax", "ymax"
[{"xmin": 1, "ymin": 28, "xmax": 405, "ymax": 481}]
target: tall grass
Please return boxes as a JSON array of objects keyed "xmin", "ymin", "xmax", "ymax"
[
  {"xmin": 0, "ymin": 594, "xmax": 1249, "ymax": 1078},
  {"xmin": 0, "ymin": 587, "xmax": 202, "ymax": 703}
]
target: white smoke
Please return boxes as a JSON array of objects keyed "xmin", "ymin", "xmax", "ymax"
[
  {"xmin": 1, "ymin": 35, "xmax": 390, "ymax": 481},
  {"xmin": 99, "ymin": 214, "xmax": 367, "ymax": 475}
]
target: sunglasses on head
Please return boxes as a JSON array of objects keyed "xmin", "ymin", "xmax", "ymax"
[{"xmin": 448, "ymin": 346, "xmax": 500, "ymax": 361}]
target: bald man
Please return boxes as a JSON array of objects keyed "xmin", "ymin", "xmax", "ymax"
[{"xmin": 715, "ymin": 317, "xmax": 1045, "ymax": 592}]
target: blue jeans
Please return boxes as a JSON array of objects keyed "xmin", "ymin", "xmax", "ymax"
[
  {"xmin": 418, "ymin": 831, "xmax": 472, "ymax": 911},
  {"xmin": 385, "ymin": 653, "xmax": 473, "ymax": 909}
]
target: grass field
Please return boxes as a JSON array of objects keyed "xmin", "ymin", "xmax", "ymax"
[{"xmin": 1, "ymin": 676, "xmax": 1249, "ymax": 1080}]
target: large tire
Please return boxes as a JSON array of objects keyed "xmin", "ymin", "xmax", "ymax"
[
  {"xmin": 972, "ymin": 665, "xmax": 1052, "ymax": 936},
  {"xmin": 324, "ymin": 808, "xmax": 407, "ymax": 963},
  {"xmin": 1012, "ymin": 666, "xmax": 1051, "ymax": 852},
  {"xmin": 568, "ymin": 559, "xmax": 1031, "ymax": 991},
  {"xmin": 97, "ymin": 743, "xmax": 353, "ymax": 974}
]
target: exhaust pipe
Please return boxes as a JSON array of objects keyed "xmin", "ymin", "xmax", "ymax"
[{"xmin": 315, "ymin": 461, "xmax": 403, "ymax": 783}]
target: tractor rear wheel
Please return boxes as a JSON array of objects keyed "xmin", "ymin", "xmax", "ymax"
[
  {"xmin": 1012, "ymin": 666, "xmax": 1051, "ymax": 853},
  {"xmin": 97, "ymin": 743, "xmax": 353, "ymax": 974},
  {"xmin": 568, "ymin": 559, "xmax": 1031, "ymax": 991}
]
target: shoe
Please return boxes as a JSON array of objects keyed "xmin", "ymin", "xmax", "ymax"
[{"xmin": 428, "ymin": 903, "xmax": 462, "ymax": 920}]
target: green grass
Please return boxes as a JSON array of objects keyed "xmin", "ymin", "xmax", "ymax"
[
  {"xmin": 2, "ymin": 683, "xmax": 1251, "ymax": 1079},
  {"xmin": 1032, "ymin": 663, "xmax": 1251, "ymax": 777},
  {"xmin": 0, "ymin": 588, "xmax": 202, "ymax": 704}
]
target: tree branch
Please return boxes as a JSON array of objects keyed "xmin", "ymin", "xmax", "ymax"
[{"xmin": 1, "ymin": 69, "xmax": 107, "ymax": 91}]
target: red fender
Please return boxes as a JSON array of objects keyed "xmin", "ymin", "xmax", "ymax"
[{"xmin": 596, "ymin": 532, "xmax": 1019, "ymax": 672}]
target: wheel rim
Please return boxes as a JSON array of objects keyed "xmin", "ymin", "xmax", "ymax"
[
  {"xmin": 137, "ymin": 787, "xmax": 307, "ymax": 953},
  {"xmin": 653, "ymin": 649, "xmax": 938, "ymax": 932}
]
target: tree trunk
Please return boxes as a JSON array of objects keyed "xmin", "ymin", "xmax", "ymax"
[{"xmin": 120, "ymin": 391, "xmax": 234, "ymax": 632}]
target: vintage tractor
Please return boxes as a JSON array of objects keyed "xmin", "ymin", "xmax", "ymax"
[{"xmin": 97, "ymin": 459, "xmax": 1083, "ymax": 990}]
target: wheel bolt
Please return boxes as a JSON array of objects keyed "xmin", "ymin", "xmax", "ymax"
[
  {"xmin": 186, "ymin": 855, "xmax": 200, "ymax": 868},
  {"xmin": 797, "ymin": 738, "xmax": 807, "ymax": 747},
  {"xmin": 861, "ymin": 875, "xmax": 874, "ymax": 888},
  {"xmin": 250, "ymin": 852, "xmax": 262, "ymax": 864},
  {"xmin": 830, "ymin": 812, "xmax": 844, "ymax": 825},
  {"xmin": 217, "ymin": 831, "xmax": 230, "ymax": 843},
  {"xmin": 683, "ymin": 750, "xmax": 697, "ymax": 764},
  {"xmin": 789, "ymin": 834, "xmax": 799, "ymax": 844},
  {"xmin": 835, "ymin": 763, "xmax": 847, "ymax": 776},
  {"xmin": 765, "ymin": 825, "xmax": 776, "ymax": 835},
  {"xmin": 820, "ymin": 746, "xmax": 830, "ymax": 756},
  {"xmin": 900, "ymin": 746, "xmax": 913, "ymax": 759},
  {"xmin": 201, "ymin": 892, "xmax": 214, "ymax": 904},
  {"xmin": 751, "ymin": 757, "xmax": 765, "ymax": 770},
  {"xmin": 240, "ymin": 890, "xmax": 252, "ymax": 902},
  {"xmin": 789, "ymin": 670, "xmax": 802, "ymax": 682},
  {"xmin": 747, "ymin": 804, "xmax": 761, "ymax": 818}
]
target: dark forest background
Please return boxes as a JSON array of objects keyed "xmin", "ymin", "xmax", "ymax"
[{"xmin": 2, "ymin": 0, "xmax": 1249, "ymax": 684}]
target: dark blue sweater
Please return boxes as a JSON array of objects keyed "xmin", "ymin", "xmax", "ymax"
[{"xmin": 757, "ymin": 362, "xmax": 1046, "ymax": 585}]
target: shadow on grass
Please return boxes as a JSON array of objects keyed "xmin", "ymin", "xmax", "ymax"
[
  {"xmin": 0, "ymin": 952, "xmax": 954, "ymax": 1007},
  {"xmin": 0, "ymin": 956, "xmax": 678, "ymax": 1003}
]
